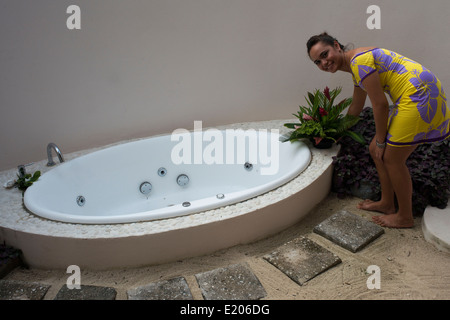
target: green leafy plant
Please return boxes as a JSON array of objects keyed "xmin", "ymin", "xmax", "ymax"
[
  {"xmin": 15, "ymin": 170, "xmax": 41, "ymax": 194},
  {"xmin": 332, "ymin": 107, "xmax": 449, "ymax": 216},
  {"xmin": 283, "ymin": 87, "xmax": 365, "ymax": 146}
]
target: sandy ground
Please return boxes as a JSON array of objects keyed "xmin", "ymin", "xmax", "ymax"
[{"xmin": 4, "ymin": 193, "xmax": 450, "ymax": 300}]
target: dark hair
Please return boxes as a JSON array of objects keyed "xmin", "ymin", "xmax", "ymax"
[{"xmin": 307, "ymin": 32, "xmax": 345, "ymax": 55}]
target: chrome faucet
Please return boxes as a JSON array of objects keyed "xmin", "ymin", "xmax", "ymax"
[{"xmin": 47, "ymin": 143, "xmax": 65, "ymax": 166}]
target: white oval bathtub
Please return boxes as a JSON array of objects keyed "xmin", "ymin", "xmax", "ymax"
[{"xmin": 24, "ymin": 128, "xmax": 311, "ymax": 224}]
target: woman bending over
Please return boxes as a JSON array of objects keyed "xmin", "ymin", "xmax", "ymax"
[{"xmin": 307, "ymin": 32, "xmax": 449, "ymax": 228}]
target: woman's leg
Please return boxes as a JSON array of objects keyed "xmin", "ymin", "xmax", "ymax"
[
  {"xmin": 372, "ymin": 144, "xmax": 417, "ymax": 228},
  {"xmin": 357, "ymin": 138, "xmax": 396, "ymax": 214}
]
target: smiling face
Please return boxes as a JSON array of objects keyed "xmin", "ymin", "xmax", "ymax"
[{"xmin": 308, "ymin": 41, "xmax": 343, "ymax": 73}]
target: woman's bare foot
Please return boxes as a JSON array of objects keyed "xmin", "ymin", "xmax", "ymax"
[
  {"xmin": 357, "ymin": 199, "xmax": 396, "ymax": 215},
  {"xmin": 372, "ymin": 214, "xmax": 414, "ymax": 228}
]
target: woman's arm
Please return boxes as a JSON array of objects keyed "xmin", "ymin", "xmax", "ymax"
[
  {"xmin": 347, "ymin": 86, "xmax": 367, "ymax": 116},
  {"xmin": 361, "ymin": 71, "xmax": 390, "ymax": 160}
]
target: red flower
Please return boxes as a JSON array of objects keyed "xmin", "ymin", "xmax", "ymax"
[
  {"xmin": 313, "ymin": 137, "xmax": 323, "ymax": 145},
  {"xmin": 324, "ymin": 86, "xmax": 331, "ymax": 101},
  {"xmin": 319, "ymin": 107, "xmax": 328, "ymax": 116}
]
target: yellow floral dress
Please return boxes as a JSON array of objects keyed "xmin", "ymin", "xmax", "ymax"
[{"xmin": 350, "ymin": 48, "xmax": 449, "ymax": 146}]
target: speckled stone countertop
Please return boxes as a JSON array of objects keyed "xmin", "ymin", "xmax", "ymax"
[{"xmin": 0, "ymin": 120, "xmax": 339, "ymax": 239}]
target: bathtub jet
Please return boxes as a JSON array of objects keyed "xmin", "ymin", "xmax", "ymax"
[{"xmin": 171, "ymin": 121, "xmax": 280, "ymax": 176}]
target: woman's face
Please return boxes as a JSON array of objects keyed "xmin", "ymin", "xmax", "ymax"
[{"xmin": 309, "ymin": 41, "xmax": 342, "ymax": 73}]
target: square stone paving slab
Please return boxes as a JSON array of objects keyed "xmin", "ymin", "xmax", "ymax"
[
  {"xmin": 0, "ymin": 280, "xmax": 50, "ymax": 300},
  {"xmin": 127, "ymin": 276, "xmax": 193, "ymax": 300},
  {"xmin": 313, "ymin": 210, "xmax": 384, "ymax": 253},
  {"xmin": 195, "ymin": 263, "xmax": 266, "ymax": 300},
  {"xmin": 263, "ymin": 237, "xmax": 341, "ymax": 286},
  {"xmin": 54, "ymin": 284, "xmax": 117, "ymax": 300}
]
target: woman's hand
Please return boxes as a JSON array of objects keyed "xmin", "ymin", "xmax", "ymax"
[{"xmin": 370, "ymin": 137, "xmax": 386, "ymax": 162}]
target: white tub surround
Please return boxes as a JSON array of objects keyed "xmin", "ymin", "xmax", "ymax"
[{"xmin": 0, "ymin": 120, "xmax": 338, "ymax": 269}]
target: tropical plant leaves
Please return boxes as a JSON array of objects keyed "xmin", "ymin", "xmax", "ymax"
[{"xmin": 284, "ymin": 87, "xmax": 364, "ymax": 145}]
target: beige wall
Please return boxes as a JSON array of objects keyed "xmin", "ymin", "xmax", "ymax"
[{"xmin": 1, "ymin": 0, "xmax": 448, "ymax": 171}]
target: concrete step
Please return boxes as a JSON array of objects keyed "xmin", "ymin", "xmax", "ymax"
[
  {"xmin": 0, "ymin": 280, "xmax": 50, "ymax": 300},
  {"xmin": 313, "ymin": 210, "xmax": 385, "ymax": 253},
  {"xmin": 127, "ymin": 276, "xmax": 193, "ymax": 300},
  {"xmin": 54, "ymin": 284, "xmax": 117, "ymax": 300},
  {"xmin": 263, "ymin": 237, "xmax": 341, "ymax": 286},
  {"xmin": 195, "ymin": 263, "xmax": 267, "ymax": 300}
]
